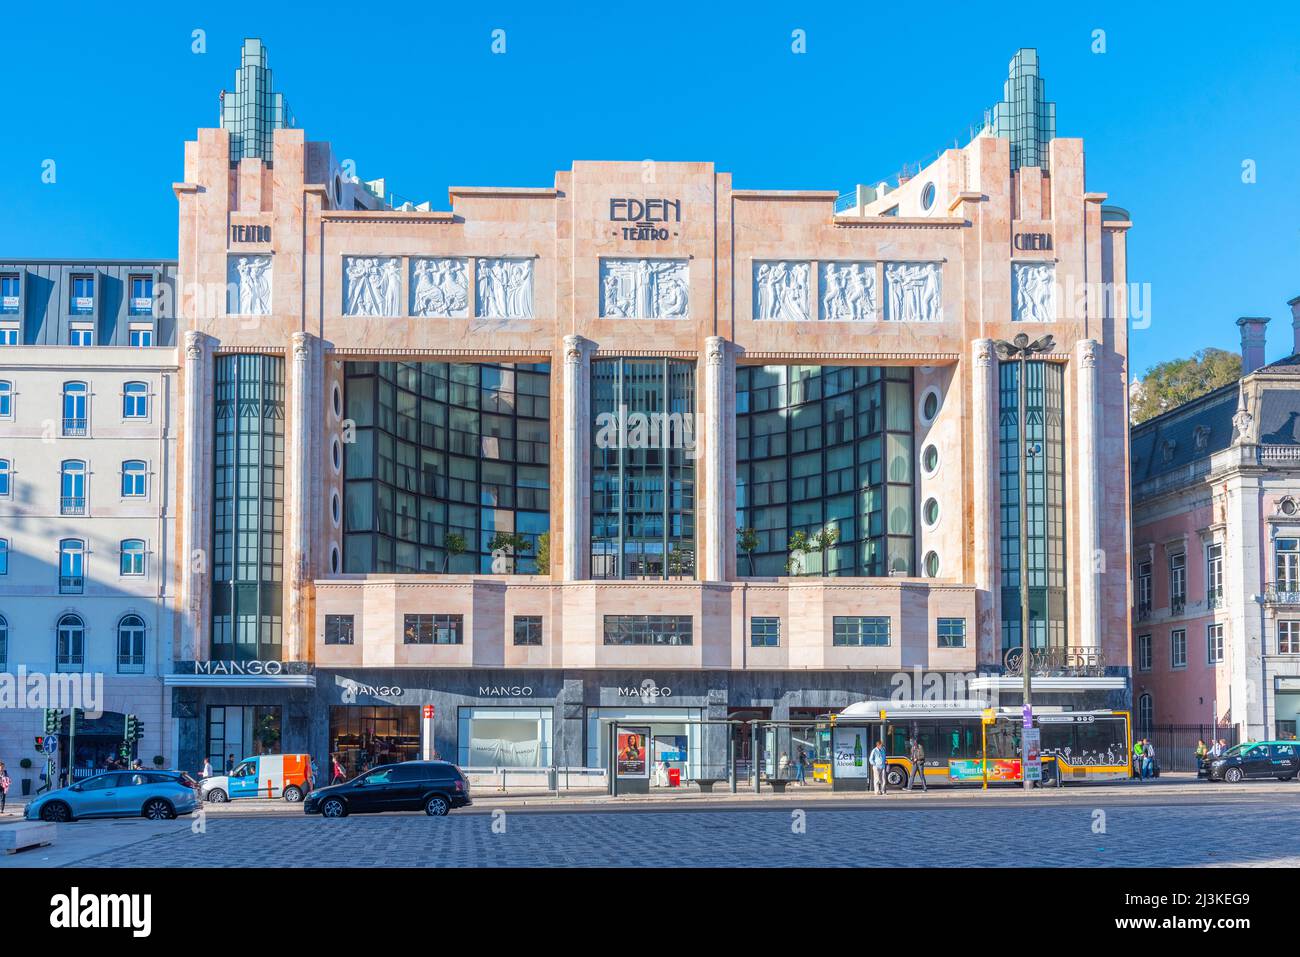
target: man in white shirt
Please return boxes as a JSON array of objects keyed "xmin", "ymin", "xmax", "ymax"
[{"xmin": 869, "ymin": 741, "xmax": 887, "ymax": 795}]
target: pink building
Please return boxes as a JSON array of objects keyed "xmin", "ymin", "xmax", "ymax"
[{"xmin": 1131, "ymin": 306, "xmax": 1300, "ymax": 743}]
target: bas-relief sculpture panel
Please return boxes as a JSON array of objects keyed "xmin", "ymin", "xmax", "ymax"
[
  {"xmin": 1012, "ymin": 262, "xmax": 1056, "ymax": 323},
  {"xmin": 476, "ymin": 258, "xmax": 535, "ymax": 320},
  {"xmin": 600, "ymin": 258, "xmax": 689, "ymax": 319},
  {"xmin": 754, "ymin": 261, "xmax": 811, "ymax": 322},
  {"xmin": 410, "ymin": 257, "xmax": 469, "ymax": 318},
  {"xmin": 819, "ymin": 262, "xmax": 877, "ymax": 321},
  {"xmin": 884, "ymin": 262, "xmax": 942, "ymax": 323},
  {"xmin": 344, "ymin": 256, "xmax": 402, "ymax": 317},
  {"xmin": 228, "ymin": 255, "xmax": 271, "ymax": 316}
]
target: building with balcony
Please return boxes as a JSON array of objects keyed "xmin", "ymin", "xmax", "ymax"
[
  {"xmin": 156, "ymin": 43, "xmax": 1135, "ymax": 779},
  {"xmin": 1131, "ymin": 309, "xmax": 1300, "ymax": 742},
  {"xmin": 0, "ymin": 261, "xmax": 179, "ymax": 777}
]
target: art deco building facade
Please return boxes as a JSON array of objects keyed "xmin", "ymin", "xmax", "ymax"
[{"xmin": 156, "ymin": 46, "xmax": 1135, "ymax": 776}]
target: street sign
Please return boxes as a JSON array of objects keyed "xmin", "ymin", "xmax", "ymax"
[
  {"xmin": 1022, "ymin": 704, "xmax": 1033, "ymax": 728},
  {"xmin": 40, "ymin": 735, "xmax": 58, "ymax": 755},
  {"xmin": 423, "ymin": 704, "xmax": 435, "ymax": 719},
  {"xmin": 981, "ymin": 708, "xmax": 997, "ymax": 725}
]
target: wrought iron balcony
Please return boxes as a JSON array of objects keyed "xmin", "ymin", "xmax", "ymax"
[
  {"xmin": 62, "ymin": 417, "xmax": 87, "ymax": 436},
  {"xmin": 60, "ymin": 496, "xmax": 85, "ymax": 516},
  {"xmin": 1171, "ymin": 596, "xmax": 1186, "ymax": 617},
  {"xmin": 1207, "ymin": 590, "xmax": 1225, "ymax": 610},
  {"xmin": 1136, "ymin": 601, "xmax": 1152, "ymax": 621},
  {"xmin": 59, "ymin": 575, "xmax": 83, "ymax": 594},
  {"xmin": 1265, "ymin": 583, "xmax": 1300, "ymax": 605}
]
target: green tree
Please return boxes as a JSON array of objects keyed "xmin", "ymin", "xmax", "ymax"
[
  {"xmin": 534, "ymin": 531, "xmax": 550, "ymax": 575},
  {"xmin": 443, "ymin": 532, "xmax": 467, "ymax": 572},
  {"xmin": 738, "ymin": 527, "xmax": 760, "ymax": 577},
  {"xmin": 1131, "ymin": 348, "xmax": 1241, "ymax": 424}
]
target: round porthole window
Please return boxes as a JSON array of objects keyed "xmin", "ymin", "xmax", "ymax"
[
  {"xmin": 331, "ymin": 491, "xmax": 341, "ymax": 526},
  {"xmin": 330, "ymin": 545, "xmax": 341, "ymax": 573},
  {"xmin": 1283, "ymin": 498, "xmax": 1297, "ymax": 516},
  {"xmin": 923, "ymin": 498, "xmax": 940, "ymax": 527},
  {"xmin": 919, "ymin": 386, "xmax": 942, "ymax": 426},
  {"xmin": 334, "ymin": 174, "xmax": 343, "ymax": 207},
  {"xmin": 924, "ymin": 551, "xmax": 940, "ymax": 577},
  {"xmin": 332, "ymin": 384, "xmax": 343, "ymax": 418},
  {"xmin": 332, "ymin": 437, "xmax": 342, "ymax": 472},
  {"xmin": 921, "ymin": 182, "xmax": 936, "ymax": 211},
  {"xmin": 922, "ymin": 444, "xmax": 940, "ymax": 476}
]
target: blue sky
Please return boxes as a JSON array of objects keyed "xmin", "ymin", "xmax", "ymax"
[{"xmin": 2, "ymin": 1, "xmax": 1298, "ymax": 375}]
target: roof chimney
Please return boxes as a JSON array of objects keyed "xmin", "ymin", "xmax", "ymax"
[
  {"xmin": 1289, "ymin": 295, "xmax": 1300, "ymax": 356},
  {"xmin": 1238, "ymin": 316, "xmax": 1270, "ymax": 375}
]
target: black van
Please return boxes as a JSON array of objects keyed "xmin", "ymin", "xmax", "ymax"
[{"xmin": 1204, "ymin": 741, "xmax": 1300, "ymax": 782}]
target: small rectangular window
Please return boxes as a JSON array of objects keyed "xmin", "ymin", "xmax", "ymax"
[
  {"xmin": 750, "ymin": 617, "xmax": 780, "ymax": 647},
  {"xmin": 513, "ymin": 615, "xmax": 543, "ymax": 646},
  {"xmin": 832, "ymin": 616, "xmax": 890, "ymax": 647},
  {"xmin": 602, "ymin": 615, "xmax": 694, "ymax": 646},
  {"xmin": 1207, "ymin": 623, "xmax": 1224, "ymax": 664},
  {"xmin": 0, "ymin": 274, "xmax": 18, "ymax": 314},
  {"xmin": 937, "ymin": 618, "xmax": 967, "ymax": 648},
  {"xmin": 1171, "ymin": 628, "xmax": 1187, "ymax": 668},
  {"xmin": 129, "ymin": 328, "xmax": 153, "ymax": 347},
  {"xmin": 129, "ymin": 276, "xmax": 153, "ymax": 316},
  {"xmin": 403, "ymin": 613, "xmax": 463, "ymax": 645},
  {"xmin": 1280, "ymin": 621, "xmax": 1300, "ymax": 655},
  {"xmin": 325, "ymin": 615, "xmax": 355, "ymax": 645},
  {"xmin": 69, "ymin": 327, "xmax": 93, "ymax": 346},
  {"xmin": 0, "ymin": 538, "xmax": 8, "ymax": 575},
  {"xmin": 1137, "ymin": 634, "xmax": 1152, "ymax": 672},
  {"xmin": 0, "ymin": 327, "xmax": 17, "ymax": 345},
  {"xmin": 70, "ymin": 275, "xmax": 95, "ymax": 315}
]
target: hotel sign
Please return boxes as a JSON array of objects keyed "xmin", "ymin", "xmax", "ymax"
[
  {"xmin": 1003, "ymin": 646, "xmax": 1107, "ymax": 677},
  {"xmin": 230, "ymin": 224, "xmax": 272, "ymax": 244},
  {"xmin": 609, "ymin": 198, "xmax": 680, "ymax": 241}
]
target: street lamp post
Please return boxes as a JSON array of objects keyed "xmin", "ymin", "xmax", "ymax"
[{"xmin": 994, "ymin": 333, "xmax": 1055, "ymax": 791}]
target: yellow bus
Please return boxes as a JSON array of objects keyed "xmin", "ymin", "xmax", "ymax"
[{"xmin": 822, "ymin": 700, "xmax": 1131, "ymax": 788}]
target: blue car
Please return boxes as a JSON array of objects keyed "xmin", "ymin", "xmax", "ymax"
[{"xmin": 24, "ymin": 769, "xmax": 200, "ymax": 822}]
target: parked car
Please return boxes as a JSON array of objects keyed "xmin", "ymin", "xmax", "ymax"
[
  {"xmin": 201, "ymin": 753, "xmax": 314, "ymax": 803},
  {"xmin": 304, "ymin": 760, "xmax": 471, "ymax": 818},
  {"xmin": 24, "ymin": 770, "xmax": 199, "ymax": 822},
  {"xmin": 1204, "ymin": 741, "xmax": 1300, "ymax": 782}
]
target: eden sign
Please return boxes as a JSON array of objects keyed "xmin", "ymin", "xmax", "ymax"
[{"xmin": 610, "ymin": 198, "xmax": 681, "ymax": 241}]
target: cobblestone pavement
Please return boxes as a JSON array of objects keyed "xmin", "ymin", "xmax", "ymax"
[{"xmin": 34, "ymin": 796, "xmax": 1300, "ymax": 868}]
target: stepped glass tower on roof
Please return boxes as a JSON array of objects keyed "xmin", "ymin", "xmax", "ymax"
[
  {"xmin": 219, "ymin": 38, "xmax": 294, "ymax": 165},
  {"xmin": 988, "ymin": 48, "xmax": 1057, "ymax": 171}
]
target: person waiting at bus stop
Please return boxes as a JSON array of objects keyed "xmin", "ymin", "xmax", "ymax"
[
  {"xmin": 1131, "ymin": 738, "xmax": 1144, "ymax": 780},
  {"xmin": 869, "ymin": 740, "xmax": 887, "ymax": 795},
  {"xmin": 907, "ymin": 738, "xmax": 927, "ymax": 792}
]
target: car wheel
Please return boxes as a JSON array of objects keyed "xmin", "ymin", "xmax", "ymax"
[
  {"xmin": 885, "ymin": 766, "xmax": 907, "ymax": 789},
  {"xmin": 143, "ymin": 799, "xmax": 176, "ymax": 820},
  {"xmin": 1225, "ymin": 767, "xmax": 1244, "ymax": 784},
  {"xmin": 321, "ymin": 797, "xmax": 347, "ymax": 818},
  {"xmin": 1280, "ymin": 775, "xmax": 1295, "ymax": 782},
  {"xmin": 40, "ymin": 802, "xmax": 72, "ymax": 823},
  {"xmin": 283, "ymin": 785, "xmax": 303, "ymax": 803},
  {"xmin": 424, "ymin": 795, "xmax": 450, "ymax": 817},
  {"xmin": 205, "ymin": 788, "xmax": 229, "ymax": 803}
]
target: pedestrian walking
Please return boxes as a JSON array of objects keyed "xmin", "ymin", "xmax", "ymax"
[
  {"xmin": 0, "ymin": 761, "xmax": 10, "ymax": 814},
  {"xmin": 1194, "ymin": 739, "xmax": 1208, "ymax": 773},
  {"xmin": 309, "ymin": 757, "xmax": 320, "ymax": 791},
  {"xmin": 908, "ymin": 738, "xmax": 927, "ymax": 792},
  {"xmin": 869, "ymin": 740, "xmax": 887, "ymax": 795},
  {"xmin": 200, "ymin": 757, "xmax": 212, "ymax": 780},
  {"xmin": 330, "ymin": 754, "xmax": 346, "ymax": 785},
  {"xmin": 1141, "ymin": 739, "xmax": 1156, "ymax": 780},
  {"xmin": 227, "ymin": 752, "xmax": 236, "ymax": 773},
  {"xmin": 795, "ymin": 747, "xmax": 808, "ymax": 785}
]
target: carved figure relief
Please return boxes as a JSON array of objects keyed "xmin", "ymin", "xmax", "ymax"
[
  {"xmin": 754, "ymin": 261, "xmax": 811, "ymax": 321},
  {"xmin": 600, "ymin": 259, "xmax": 689, "ymax": 319},
  {"xmin": 343, "ymin": 257, "xmax": 402, "ymax": 317},
  {"xmin": 819, "ymin": 262, "xmax": 878, "ymax": 321},
  {"xmin": 1012, "ymin": 262, "xmax": 1057, "ymax": 323},
  {"xmin": 884, "ymin": 262, "xmax": 942, "ymax": 322},
  {"xmin": 476, "ymin": 258, "xmax": 534, "ymax": 319},
  {"xmin": 229, "ymin": 255, "xmax": 271, "ymax": 316},
  {"xmin": 410, "ymin": 258, "xmax": 469, "ymax": 317}
]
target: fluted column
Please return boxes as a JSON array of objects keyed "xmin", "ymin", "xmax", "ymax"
[
  {"xmin": 971, "ymin": 338, "xmax": 999, "ymax": 659},
  {"xmin": 180, "ymin": 331, "xmax": 211, "ymax": 661},
  {"xmin": 562, "ymin": 335, "xmax": 592, "ymax": 581},
  {"xmin": 1076, "ymin": 338, "xmax": 1102, "ymax": 650},
  {"xmin": 287, "ymin": 332, "xmax": 316, "ymax": 661},
  {"xmin": 703, "ymin": 336, "xmax": 731, "ymax": 581}
]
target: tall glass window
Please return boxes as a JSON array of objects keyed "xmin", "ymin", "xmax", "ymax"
[
  {"xmin": 591, "ymin": 358, "xmax": 696, "ymax": 580},
  {"xmin": 211, "ymin": 354, "xmax": 285, "ymax": 661},
  {"xmin": 999, "ymin": 359, "xmax": 1067, "ymax": 650},
  {"xmin": 736, "ymin": 365, "xmax": 913, "ymax": 576},
  {"xmin": 1206, "ymin": 543, "xmax": 1223, "ymax": 606},
  {"xmin": 342, "ymin": 361, "xmax": 550, "ymax": 573}
]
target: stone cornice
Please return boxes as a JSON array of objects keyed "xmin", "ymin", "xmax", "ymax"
[{"xmin": 833, "ymin": 216, "xmax": 967, "ymax": 229}]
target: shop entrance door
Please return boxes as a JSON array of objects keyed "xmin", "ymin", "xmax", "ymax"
[{"xmin": 329, "ymin": 705, "xmax": 420, "ymax": 778}]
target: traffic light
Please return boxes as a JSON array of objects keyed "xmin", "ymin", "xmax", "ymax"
[
  {"xmin": 125, "ymin": 714, "xmax": 138, "ymax": 743},
  {"xmin": 119, "ymin": 742, "xmax": 131, "ymax": 761},
  {"xmin": 43, "ymin": 708, "xmax": 62, "ymax": 735}
]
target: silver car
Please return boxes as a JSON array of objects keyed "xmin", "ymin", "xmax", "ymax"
[{"xmin": 24, "ymin": 770, "xmax": 200, "ymax": 822}]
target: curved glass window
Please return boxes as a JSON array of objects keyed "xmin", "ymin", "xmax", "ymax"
[
  {"xmin": 118, "ymin": 614, "xmax": 145, "ymax": 672},
  {"xmin": 57, "ymin": 613, "xmax": 84, "ymax": 670},
  {"xmin": 737, "ymin": 365, "xmax": 913, "ymax": 576},
  {"xmin": 342, "ymin": 361, "xmax": 550, "ymax": 573},
  {"xmin": 123, "ymin": 381, "xmax": 148, "ymax": 418}
]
